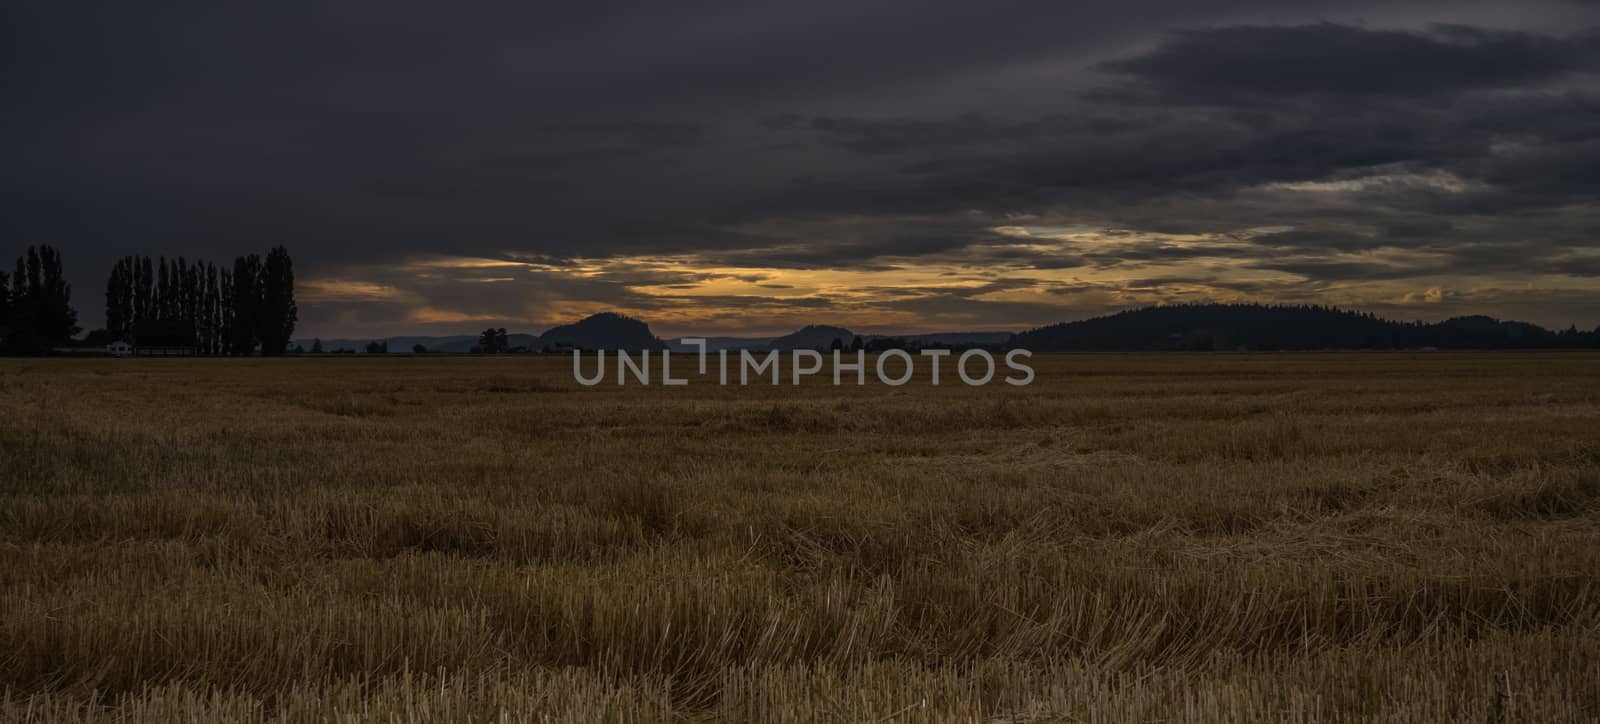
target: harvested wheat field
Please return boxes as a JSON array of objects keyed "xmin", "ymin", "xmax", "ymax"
[{"xmin": 2, "ymin": 352, "xmax": 1598, "ymax": 722}]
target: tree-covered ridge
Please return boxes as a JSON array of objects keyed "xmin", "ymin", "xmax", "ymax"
[{"xmin": 1013, "ymin": 304, "xmax": 1600, "ymax": 351}]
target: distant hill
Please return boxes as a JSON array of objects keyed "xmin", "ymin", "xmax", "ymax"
[
  {"xmin": 293, "ymin": 334, "xmax": 538, "ymax": 353},
  {"xmin": 428, "ymin": 334, "xmax": 539, "ymax": 353},
  {"xmin": 666, "ymin": 336, "xmax": 774, "ymax": 352},
  {"xmin": 1012, "ymin": 304, "xmax": 1600, "ymax": 351},
  {"xmin": 293, "ymin": 313, "xmax": 662, "ymax": 353},
  {"xmin": 538, "ymin": 312, "xmax": 665, "ymax": 351},
  {"xmin": 865, "ymin": 331, "xmax": 1013, "ymax": 346},
  {"xmin": 667, "ymin": 331, "xmax": 1014, "ymax": 352},
  {"xmin": 295, "ymin": 305, "xmax": 1595, "ymax": 354},
  {"xmin": 294, "ymin": 312, "xmax": 662, "ymax": 352},
  {"xmin": 386, "ymin": 335, "xmax": 473, "ymax": 352},
  {"xmin": 768, "ymin": 325, "xmax": 856, "ymax": 350}
]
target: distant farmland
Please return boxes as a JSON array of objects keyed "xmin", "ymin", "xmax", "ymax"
[{"xmin": 2, "ymin": 353, "xmax": 1598, "ymax": 722}]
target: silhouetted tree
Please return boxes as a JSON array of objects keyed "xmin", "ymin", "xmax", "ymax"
[
  {"xmin": 3, "ymin": 258, "xmax": 24, "ymax": 352},
  {"xmin": 43, "ymin": 247, "xmax": 77, "ymax": 340},
  {"xmin": 227, "ymin": 254, "xmax": 262, "ymax": 354},
  {"xmin": 365, "ymin": 340, "xmax": 388, "ymax": 354},
  {"xmin": 104, "ymin": 257, "xmax": 134, "ymax": 340},
  {"xmin": 311, "ymin": 338, "xmax": 324, "ymax": 353},
  {"xmin": 477, "ymin": 327, "xmax": 509, "ymax": 353},
  {"xmin": 179, "ymin": 257, "xmax": 198, "ymax": 332},
  {"xmin": 0, "ymin": 268, "xmax": 10, "ymax": 352},
  {"xmin": 200, "ymin": 262, "xmax": 220, "ymax": 354},
  {"xmin": 1, "ymin": 246, "xmax": 78, "ymax": 352},
  {"xmin": 219, "ymin": 267, "xmax": 235, "ymax": 353},
  {"xmin": 156, "ymin": 257, "xmax": 172, "ymax": 321},
  {"xmin": 11, "ymin": 257, "xmax": 23, "ymax": 308},
  {"xmin": 412, "ymin": 343, "xmax": 429, "ymax": 354},
  {"xmin": 258, "ymin": 246, "xmax": 297, "ymax": 355},
  {"xmin": 135, "ymin": 256, "xmax": 153, "ymax": 323},
  {"xmin": 109, "ymin": 255, "xmax": 223, "ymax": 352},
  {"xmin": 26, "ymin": 246, "xmax": 77, "ymax": 346}
]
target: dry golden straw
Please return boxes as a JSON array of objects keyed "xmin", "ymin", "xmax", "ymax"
[{"xmin": 2, "ymin": 352, "xmax": 1597, "ymax": 721}]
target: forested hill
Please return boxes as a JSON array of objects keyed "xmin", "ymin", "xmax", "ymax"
[
  {"xmin": 1012, "ymin": 304, "xmax": 1600, "ymax": 351},
  {"xmin": 536, "ymin": 312, "xmax": 666, "ymax": 351}
]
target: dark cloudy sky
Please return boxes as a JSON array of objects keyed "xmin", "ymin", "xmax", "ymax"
[{"xmin": 6, "ymin": 1, "xmax": 1599, "ymax": 337}]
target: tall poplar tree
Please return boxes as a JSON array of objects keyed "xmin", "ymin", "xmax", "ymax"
[
  {"xmin": 6, "ymin": 245, "xmax": 78, "ymax": 350},
  {"xmin": 37, "ymin": 246, "xmax": 77, "ymax": 340},
  {"xmin": 259, "ymin": 246, "xmax": 297, "ymax": 355},
  {"xmin": 228, "ymin": 254, "xmax": 262, "ymax": 354},
  {"xmin": 0, "ymin": 268, "xmax": 11, "ymax": 350}
]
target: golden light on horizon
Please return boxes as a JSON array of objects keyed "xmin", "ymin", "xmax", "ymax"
[{"xmin": 293, "ymin": 241, "xmax": 1600, "ymax": 338}]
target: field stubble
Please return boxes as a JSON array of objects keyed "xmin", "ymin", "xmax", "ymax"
[{"xmin": 1, "ymin": 352, "xmax": 1598, "ymax": 721}]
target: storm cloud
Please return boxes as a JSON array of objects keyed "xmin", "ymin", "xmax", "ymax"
[
  {"xmin": 1101, "ymin": 23, "xmax": 1596, "ymax": 97},
  {"xmin": 3, "ymin": 0, "xmax": 1597, "ymax": 336}
]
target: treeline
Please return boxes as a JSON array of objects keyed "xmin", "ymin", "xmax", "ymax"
[
  {"xmin": 104, "ymin": 246, "xmax": 297, "ymax": 354},
  {"xmin": 824, "ymin": 336, "xmax": 996, "ymax": 354},
  {"xmin": 1013, "ymin": 303, "xmax": 1600, "ymax": 352},
  {"xmin": 0, "ymin": 246, "xmax": 80, "ymax": 353},
  {"xmin": 0, "ymin": 244, "xmax": 297, "ymax": 356}
]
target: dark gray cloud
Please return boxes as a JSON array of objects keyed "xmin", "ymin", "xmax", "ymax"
[
  {"xmin": 1100, "ymin": 23, "xmax": 1596, "ymax": 98},
  {"xmin": 3, "ymin": 1, "xmax": 1598, "ymax": 333}
]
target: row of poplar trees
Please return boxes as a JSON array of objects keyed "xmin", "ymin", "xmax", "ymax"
[
  {"xmin": 103, "ymin": 246, "xmax": 297, "ymax": 355},
  {"xmin": 0, "ymin": 245, "xmax": 80, "ymax": 353}
]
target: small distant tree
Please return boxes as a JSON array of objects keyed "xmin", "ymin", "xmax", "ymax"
[
  {"xmin": 365, "ymin": 340, "xmax": 388, "ymax": 354},
  {"xmin": 477, "ymin": 327, "xmax": 509, "ymax": 354},
  {"xmin": 311, "ymin": 338, "xmax": 324, "ymax": 353},
  {"xmin": 412, "ymin": 343, "xmax": 429, "ymax": 354}
]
